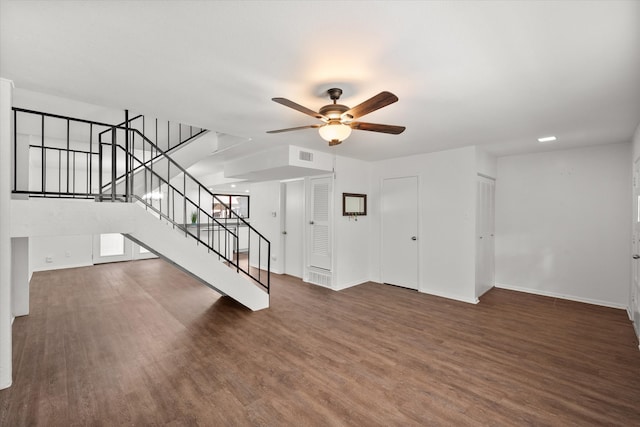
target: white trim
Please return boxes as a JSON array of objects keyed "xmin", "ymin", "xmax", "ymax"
[
  {"xmin": 334, "ymin": 279, "xmax": 367, "ymax": 291},
  {"xmin": 495, "ymin": 283, "xmax": 627, "ymax": 310},
  {"xmin": 628, "ymin": 306, "xmax": 634, "ymax": 321},
  {"xmin": 31, "ymin": 261, "xmax": 93, "ymax": 273},
  {"xmin": 419, "ymin": 287, "xmax": 479, "ymax": 304}
]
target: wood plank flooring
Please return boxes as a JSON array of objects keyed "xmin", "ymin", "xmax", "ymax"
[{"xmin": 1, "ymin": 259, "xmax": 639, "ymax": 426}]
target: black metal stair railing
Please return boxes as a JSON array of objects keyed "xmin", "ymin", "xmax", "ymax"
[
  {"xmin": 98, "ymin": 124, "xmax": 271, "ymax": 292},
  {"xmin": 11, "ymin": 107, "xmax": 270, "ymax": 293},
  {"xmin": 97, "ymin": 112, "xmax": 207, "ymax": 188},
  {"xmin": 11, "ymin": 108, "xmax": 207, "ymax": 198}
]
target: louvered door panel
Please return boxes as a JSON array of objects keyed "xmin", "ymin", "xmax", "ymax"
[{"xmin": 308, "ymin": 177, "xmax": 332, "ymax": 270}]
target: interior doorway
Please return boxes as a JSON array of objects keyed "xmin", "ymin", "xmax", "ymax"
[
  {"xmin": 381, "ymin": 176, "xmax": 419, "ymax": 290},
  {"xmin": 283, "ymin": 180, "xmax": 304, "ymax": 278}
]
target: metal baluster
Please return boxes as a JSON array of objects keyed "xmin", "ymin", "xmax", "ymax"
[
  {"xmin": 66, "ymin": 119, "xmax": 70, "ymax": 193},
  {"xmin": 41, "ymin": 115, "xmax": 45, "ymax": 194},
  {"xmin": 111, "ymin": 128, "xmax": 116, "ymax": 201},
  {"xmin": 89, "ymin": 124, "xmax": 93, "ymax": 194},
  {"xmin": 13, "ymin": 110, "xmax": 17, "ymax": 192}
]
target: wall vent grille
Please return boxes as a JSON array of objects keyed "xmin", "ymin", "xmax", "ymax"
[
  {"xmin": 308, "ymin": 270, "xmax": 331, "ymax": 287},
  {"xmin": 299, "ymin": 151, "xmax": 314, "ymax": 162}
]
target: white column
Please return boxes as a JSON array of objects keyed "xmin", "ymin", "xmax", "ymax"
[
  {"xmin": 0, "ymin": 78, "xmax": 14, "ymax": 389},
  {"xmin": 11, "ymin": 237, "xmax": 29, "ymax": 317}
]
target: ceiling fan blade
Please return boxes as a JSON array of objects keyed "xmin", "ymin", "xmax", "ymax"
[
  {"xmin": 266, "ymin": 124, "xmax": 322, "ymax": 134},
  {"xmin": 272, "ymin": 97, "xmax": 327, "ymax": 120},
  {"xmin": 350, "ymin": 122, "xmax": 406, "ymax": 134},
  {"xmin": 344, "ymin": 91, "xmax": 399, "ymax": 119}
]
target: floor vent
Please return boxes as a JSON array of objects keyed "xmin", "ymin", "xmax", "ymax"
[
  {"xmin": 299, "ymin": 151, "xmax": 314, "ymax": 162},
  {"xmin": 307, "ymin": 269, "xmax": 331, "ymax": 287}
]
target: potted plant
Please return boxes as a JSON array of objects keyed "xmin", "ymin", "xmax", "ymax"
[{"xmin": 190, "ymin": 211, "xmax": 198, "ymax": 224}]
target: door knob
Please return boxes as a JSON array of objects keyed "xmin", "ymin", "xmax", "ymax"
[
  {"xmin": 282, "ymin": 231, "xmax": 287, "ymax": 235},
  {"xmin": 633, "ymin": 254, "xmax": 640, "ymax": 259},
  {"xmin": 309, "ymin": 221, "xmax": 314, "ymax": 225},
  {"xmin": 411, "ymin": 236, "xmax": 417, "ymax": 241}
]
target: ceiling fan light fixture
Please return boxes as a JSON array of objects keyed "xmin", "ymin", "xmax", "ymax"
[{"xmin": 318, "ymin": 121, "xmax": 352, "ymax": 145}]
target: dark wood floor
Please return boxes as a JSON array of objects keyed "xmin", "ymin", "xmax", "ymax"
[{"xmin": 1, "ymin": 259, "xmax": 639, "ymax": 426}]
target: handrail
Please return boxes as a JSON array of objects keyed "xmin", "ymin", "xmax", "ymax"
[
  {"xmin": 98, "ymin": 113, "xmax": 206, "ymax": 154},
  {"xmin": 100, "ymin": 125, "xmax": 270, "ymax": 291},
  {"xmin": 100, "ymin": 125, "xmax": 266, "ymax": 240},
  {"xmin": 98, "ymin": 114, "xmax": 208, "ymax": 187},
  {"xmin": 110, "ymin": 143, "xmax": 239, "ymax": 234},
  {"xmin": 11, "ymin": 106, "xmax": 271, "ymax": 293},
  {"xmin": 12, "ymin": 107, "xmax": 117, "ymax": 127}
]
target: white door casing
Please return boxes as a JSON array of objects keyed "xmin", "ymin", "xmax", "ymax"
[
  {"xmin": 632, "ymin": 160, "xmax": 640, "ymax": 338},
  {"xmin": 381, "ymin": 176, "xmax": 419, "ymax": 290}
]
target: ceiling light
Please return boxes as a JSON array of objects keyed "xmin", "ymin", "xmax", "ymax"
[
  {"xmin": 230, "ymin": 184, "xmax": 236, "ymax": 188},
  {"xmin": 537, "ymin": 136, "xmax": 557, "ymax": 143},
  {"xmin": 318, "ymin": 121, "xmax": 352, "ymax": 146}
]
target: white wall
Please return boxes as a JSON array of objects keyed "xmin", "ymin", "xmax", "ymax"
[
  {"xmin": 14, "ymin": 88, "xmax": 124, "ymax": 125},
  {"xmin": 476, "ymin": 146, "xmax": 497, "ymax": 178},
  {"xmin": 495, "ymin": 142, "xmax": 631, "ymax": 308},
  {"xmin": 29, "ymin": 235, "xmax": 94, "ymax": 273},
  {"xmin": 333, "ymin": 156, "xmax": 371, "ymax": 290},
  {"xmin": 370, "ymin": 146, "xmax": 478, "ymax": 303}
]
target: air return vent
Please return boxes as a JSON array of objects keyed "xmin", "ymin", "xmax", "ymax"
[
  {"xmin": 299, "ymin": 151, "xmax": 314, "ymax": 162},
  {"xmin": 307, "ymin": 269, "xmax": 331, "ymax": 288}
]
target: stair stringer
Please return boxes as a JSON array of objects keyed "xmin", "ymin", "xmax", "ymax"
[{"xmin": 127, "ymin": 203, "xmax": 269, "ymax": 311}]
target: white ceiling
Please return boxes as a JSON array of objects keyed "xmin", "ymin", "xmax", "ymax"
[{"xmin": 1, "ymin": 0, "xmax": 639, "ymax": 167}]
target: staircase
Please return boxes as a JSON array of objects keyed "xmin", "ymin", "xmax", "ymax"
[{"xmin": 10, "ymin": 108, "xmax": 270, "ymax": 310}]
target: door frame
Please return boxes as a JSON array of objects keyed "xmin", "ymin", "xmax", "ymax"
[
  {"xmin": 631, "ymin": 158, "xmax": 640, "ymax": 337},
  {"xmin": 379, "ymin": 174, "xmax": 421, "ymax": 291}
]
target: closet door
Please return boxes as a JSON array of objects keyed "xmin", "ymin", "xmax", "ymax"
[
  {"xmin": 475, "ymin": 176, "xmax": 495, "ymax": 297},
  {"xmin": 382, "ymin": 176, "xmax": 419, "ymax": 290}
]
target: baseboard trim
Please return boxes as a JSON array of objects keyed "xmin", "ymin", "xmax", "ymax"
[
  {"xmin": 419, "ymin": 287, "xmax": 479, "ymax": 305},
  {"xmin": 495, "ymin": 283, "xmax": 627, "ymax": 310},
  {"xmin": 334, "ymin": 279, "xmax": 368, "ymax": 291},
  {"xmin": 32, "ymin": 262, "xmax": 93, "ymax": 273}
]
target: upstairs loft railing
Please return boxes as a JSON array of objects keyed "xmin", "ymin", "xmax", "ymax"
[
  {"xmin": 98, "ymin": 124, "xmax": 271, "ymax": 292},
  {"xmin": 11, "ymin": 107, "xmax": 270, "ymax": 293},
  {"xmin": 11, "ymin": 108, "xmax": 205, "ymax": 198}
]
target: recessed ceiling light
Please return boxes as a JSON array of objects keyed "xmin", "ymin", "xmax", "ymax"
[
  {"xmin": 230, "ymin": 184, "xmax": 236, "ymax": 188},
  {"xmin": 245, "ymin": 189, "xmax": 250, "ymax": 193},
  {"xmin": 537, "ymin": 136, "xmax": 557, "ymax": 143}
]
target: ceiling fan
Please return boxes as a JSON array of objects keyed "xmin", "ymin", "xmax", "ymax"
[{"xmin": 267, "ymin": 88, "xmax": 405, "ymax": 146}]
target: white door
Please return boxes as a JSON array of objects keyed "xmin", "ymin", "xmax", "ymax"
[
  {"xmin": 284, "ymin": 180, "xmax": 304, "ymax": 278},
  {"xmin": 382, "ymin": 176, "xmax": 418, "ymax": 290},
  {"xmin": 475, "ymin": 176, "xmax": 495, "ymax": 297},
  {"xmin": 632, "ymin": 160, "xmax": 640, "ymax": 330},
  {"xmin": 307, "ymin": 176, "xmax": 332, "ymax": 271}
]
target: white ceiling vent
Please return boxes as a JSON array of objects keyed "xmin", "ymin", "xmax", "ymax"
[{"xmin": 299, "ymin": 151, "xmax": 314, "ymax": 162}]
